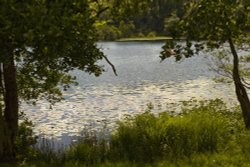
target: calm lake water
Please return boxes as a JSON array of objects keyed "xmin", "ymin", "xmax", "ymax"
[{"xmin": 22, "ymin": 42, "xmax": 237, "ymax": 144}]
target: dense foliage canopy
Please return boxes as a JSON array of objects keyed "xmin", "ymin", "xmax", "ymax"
[
  {"xmin": 90, "ymin": 0, "xmax": 185, "ymax": 40},
  {"xmin": 0, "ymin": 0, "xmax": 105, "ymax": 161},
  {"xmin": 0, "ymin": 0, "xmax": 105, "ymax": 104}
]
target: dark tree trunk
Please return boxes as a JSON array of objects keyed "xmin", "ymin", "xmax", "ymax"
[
  {"xmin": 0, "ymin": 54, "xmax": 18, "ymax": 162},
  {"xmin": 229, "ymin": 38, "xmax": 250, "ymax": 129},
  {"xmin": 0, "ymin": 114, "xmax": 14, "ymax": 163}
]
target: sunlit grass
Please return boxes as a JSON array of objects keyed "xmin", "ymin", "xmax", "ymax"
[
  {"xmin": 116, "ymin": 36, "xmax": 172, "ymax": 42},
  {"xmin": 2, "ymin": 99, "xmax": 250, "ymax": 167}
]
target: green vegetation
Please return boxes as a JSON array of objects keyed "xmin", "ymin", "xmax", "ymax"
[
  {"xmin": 1, "ymin": 99, "xmax": 250, "ymax": 166},
  {"xmin": 1, "ymin": 0, "xmax": 249, "ymax": 165},
  {"xmin": 117, "ymin": 37, "xmax": 172, "ymax": 42},
  {"xmin": 0, "ymin": 0, "xmax": 110, "ymax": 161},
  {"xmin": 160, "ymin": 0, "xmax": 250, "ymax": 129},
  {"xmin": 90, "ymin": 0, "xmax": 185, "ymax": 40}
]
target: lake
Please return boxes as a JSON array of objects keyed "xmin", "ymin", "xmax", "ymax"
[{"xmin": 21, "ymin": 41, "xmax": 237, "ymax": 144}]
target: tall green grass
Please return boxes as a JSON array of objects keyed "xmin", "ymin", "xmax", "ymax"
[
  {"xmin": 110, "ymin": 99, "xmax": 241, "ymax": 162},
  {"xmin": 3, "ymin": 99, "xmax": 250, "ymax": 167}
]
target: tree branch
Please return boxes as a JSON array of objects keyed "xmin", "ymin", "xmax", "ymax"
[
  {"xmin": 96, "ymin": 6, "xmax": 109, "ymax": 17},
  {"xmin": 91, "ymin": 0, "xmax": 110, "ymax": 18},
  {"xmin": 0, "ymin": 62, "xmax": 6, "ymax": 103},
  {"xmin": 102, "ymin": 55, "xmax": 118, "ymax": 76},
  {"xmin": 209, "ymin": 55, "xmax": 233, "ymax": 79},
  {"xmin": 242, "ymin": 77, "xmax": 250, "ymax": 89}
]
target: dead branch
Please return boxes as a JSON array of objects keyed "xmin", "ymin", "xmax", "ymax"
[{"xmin": 102, "ymin": 55, "xmax": 118, "ymax": 76}]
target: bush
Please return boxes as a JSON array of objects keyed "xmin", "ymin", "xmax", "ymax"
[
  {"xmin": 147, "ymin": 31, "xmax": 157, "ymax": 37},
  {"xmin": 96, "ymin": 24, "xmax": 121, "ymax": 41},
  {"xmin": 137, "ymin": 32, "xmax": 145, "ymax": 38},
  {"xmin": 119, "ymin": 21, "xmax": 135, "ymax": 38},
  {"xmin": 164, "ymin": 12, "xmax": 181, "ymax": 37}
]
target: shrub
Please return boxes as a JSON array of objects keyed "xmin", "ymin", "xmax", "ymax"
[
  {"xmin": 97, "ymin": 24, "xmax": 121, "ymax": 41},
  {"xmin": 137, "ymin": 32, "xmax": 145, "ymax": 38},
  {"xmin": 119, "ymin": 21, "xmax": 135, "ymax": 38},
  {"xmin": 164, "ymin": 12, "xmax": 181, "ymax": 37},
  {"xmin": 147, "ymin": 31, "xmax": 157, "ymax": 37}
]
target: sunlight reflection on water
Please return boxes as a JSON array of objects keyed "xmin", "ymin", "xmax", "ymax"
[{"xmin": 21, "ymin": 42, "xmax": 239, "ymax": 144}]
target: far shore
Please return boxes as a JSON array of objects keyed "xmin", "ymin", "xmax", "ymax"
[{"xmin": 116, "ymin": 36, "xmax": 173, "ymax": 42}]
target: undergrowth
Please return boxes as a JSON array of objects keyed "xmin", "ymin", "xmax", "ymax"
[{"xmin": 2, "ymin": 99, "xmax": 250, "ymax": 167}]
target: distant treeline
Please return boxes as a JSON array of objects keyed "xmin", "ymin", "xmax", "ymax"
[{"xmin": 91, "ymin": 0, "xmax": 185, "ymax": 40}]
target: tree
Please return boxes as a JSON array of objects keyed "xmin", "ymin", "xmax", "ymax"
[
  {"xmin": 164, "ymin": 11, "xmax": 181, "ymax": 37},
  {"xmin": 161, "ymin": 0, "xmax": 250, "ymax": 128},
  {"xmin": 88, "ymin": 0, "xmax": 186, "ymax": 40},
  {"xmin": 0, "ymin": 0, "xmax": 107, "ymax": 162}
]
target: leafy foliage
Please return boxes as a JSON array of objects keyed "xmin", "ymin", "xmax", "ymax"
[
  {"xmin": 160, "ymin": 0, "xmax": 250, "ymax": 61},
  {"xmin": 160, "ymin": 0, "xmax": 250, "ymax": 129},
  {"xmin": 91, "ymin": 0, "xmax": 186, "ymax": 40},
  {"xmin": 16, "ymin": 112, "xmax": 38, "ymax": 161},
  {"xmin": 0, "ymin": 0, "xmax": 105, "ymax": 104},
  {"xmin": 164, "ymin": 12, "xmax": 181, "ymax": 37}
]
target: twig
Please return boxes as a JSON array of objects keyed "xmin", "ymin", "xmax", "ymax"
[
  {"xmin": 242, "ymin": 77, "xmax": 250, "ymax": 89},
  {"xmin": 91, "ymin": 0, "xmax": 110, "ymax": 18},
  {"xmin": 0, "ymin": 62, "xmax": 6, "ymax": 104},
  {"xmin": 102, "ymin": 55, "xmax": 118, "ymax": 76}
]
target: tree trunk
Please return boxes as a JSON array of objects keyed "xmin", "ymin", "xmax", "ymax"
[
  {"xmin": 0, "ymin": 54, "xmax": 19, "ymax": 162},
  {"xmin": 229, "ymin": 38, "xmax": 250, "ymax": 129},
  {"xmin": 0, "ymin": 114, "xmax": 14, "ymax": 162}
]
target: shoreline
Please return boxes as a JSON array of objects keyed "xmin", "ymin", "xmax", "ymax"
[{"xmin": 116, "ymin": 36, "xmax": 173, "ymax": 42}]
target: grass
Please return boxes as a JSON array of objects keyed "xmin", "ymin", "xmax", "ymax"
[
  {"xmin": 116, "ymin": 36, "xmax": 173, "ymax": 42},
  {"xmin": 109, "ymin": 99, "xmax": 242, "ymax": 162},
  {"xmin": 2, "ymin": 99, "xmax": 250, "ymax": 166}
]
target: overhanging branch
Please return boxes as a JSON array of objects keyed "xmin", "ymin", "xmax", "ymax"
[
  {"xmin": 102, "ymin": 55, "xmax": 117, "ymax": 76},
  {"xmin": 242, "ymin": 77, "xmax": 250, "ymax": 89}
]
